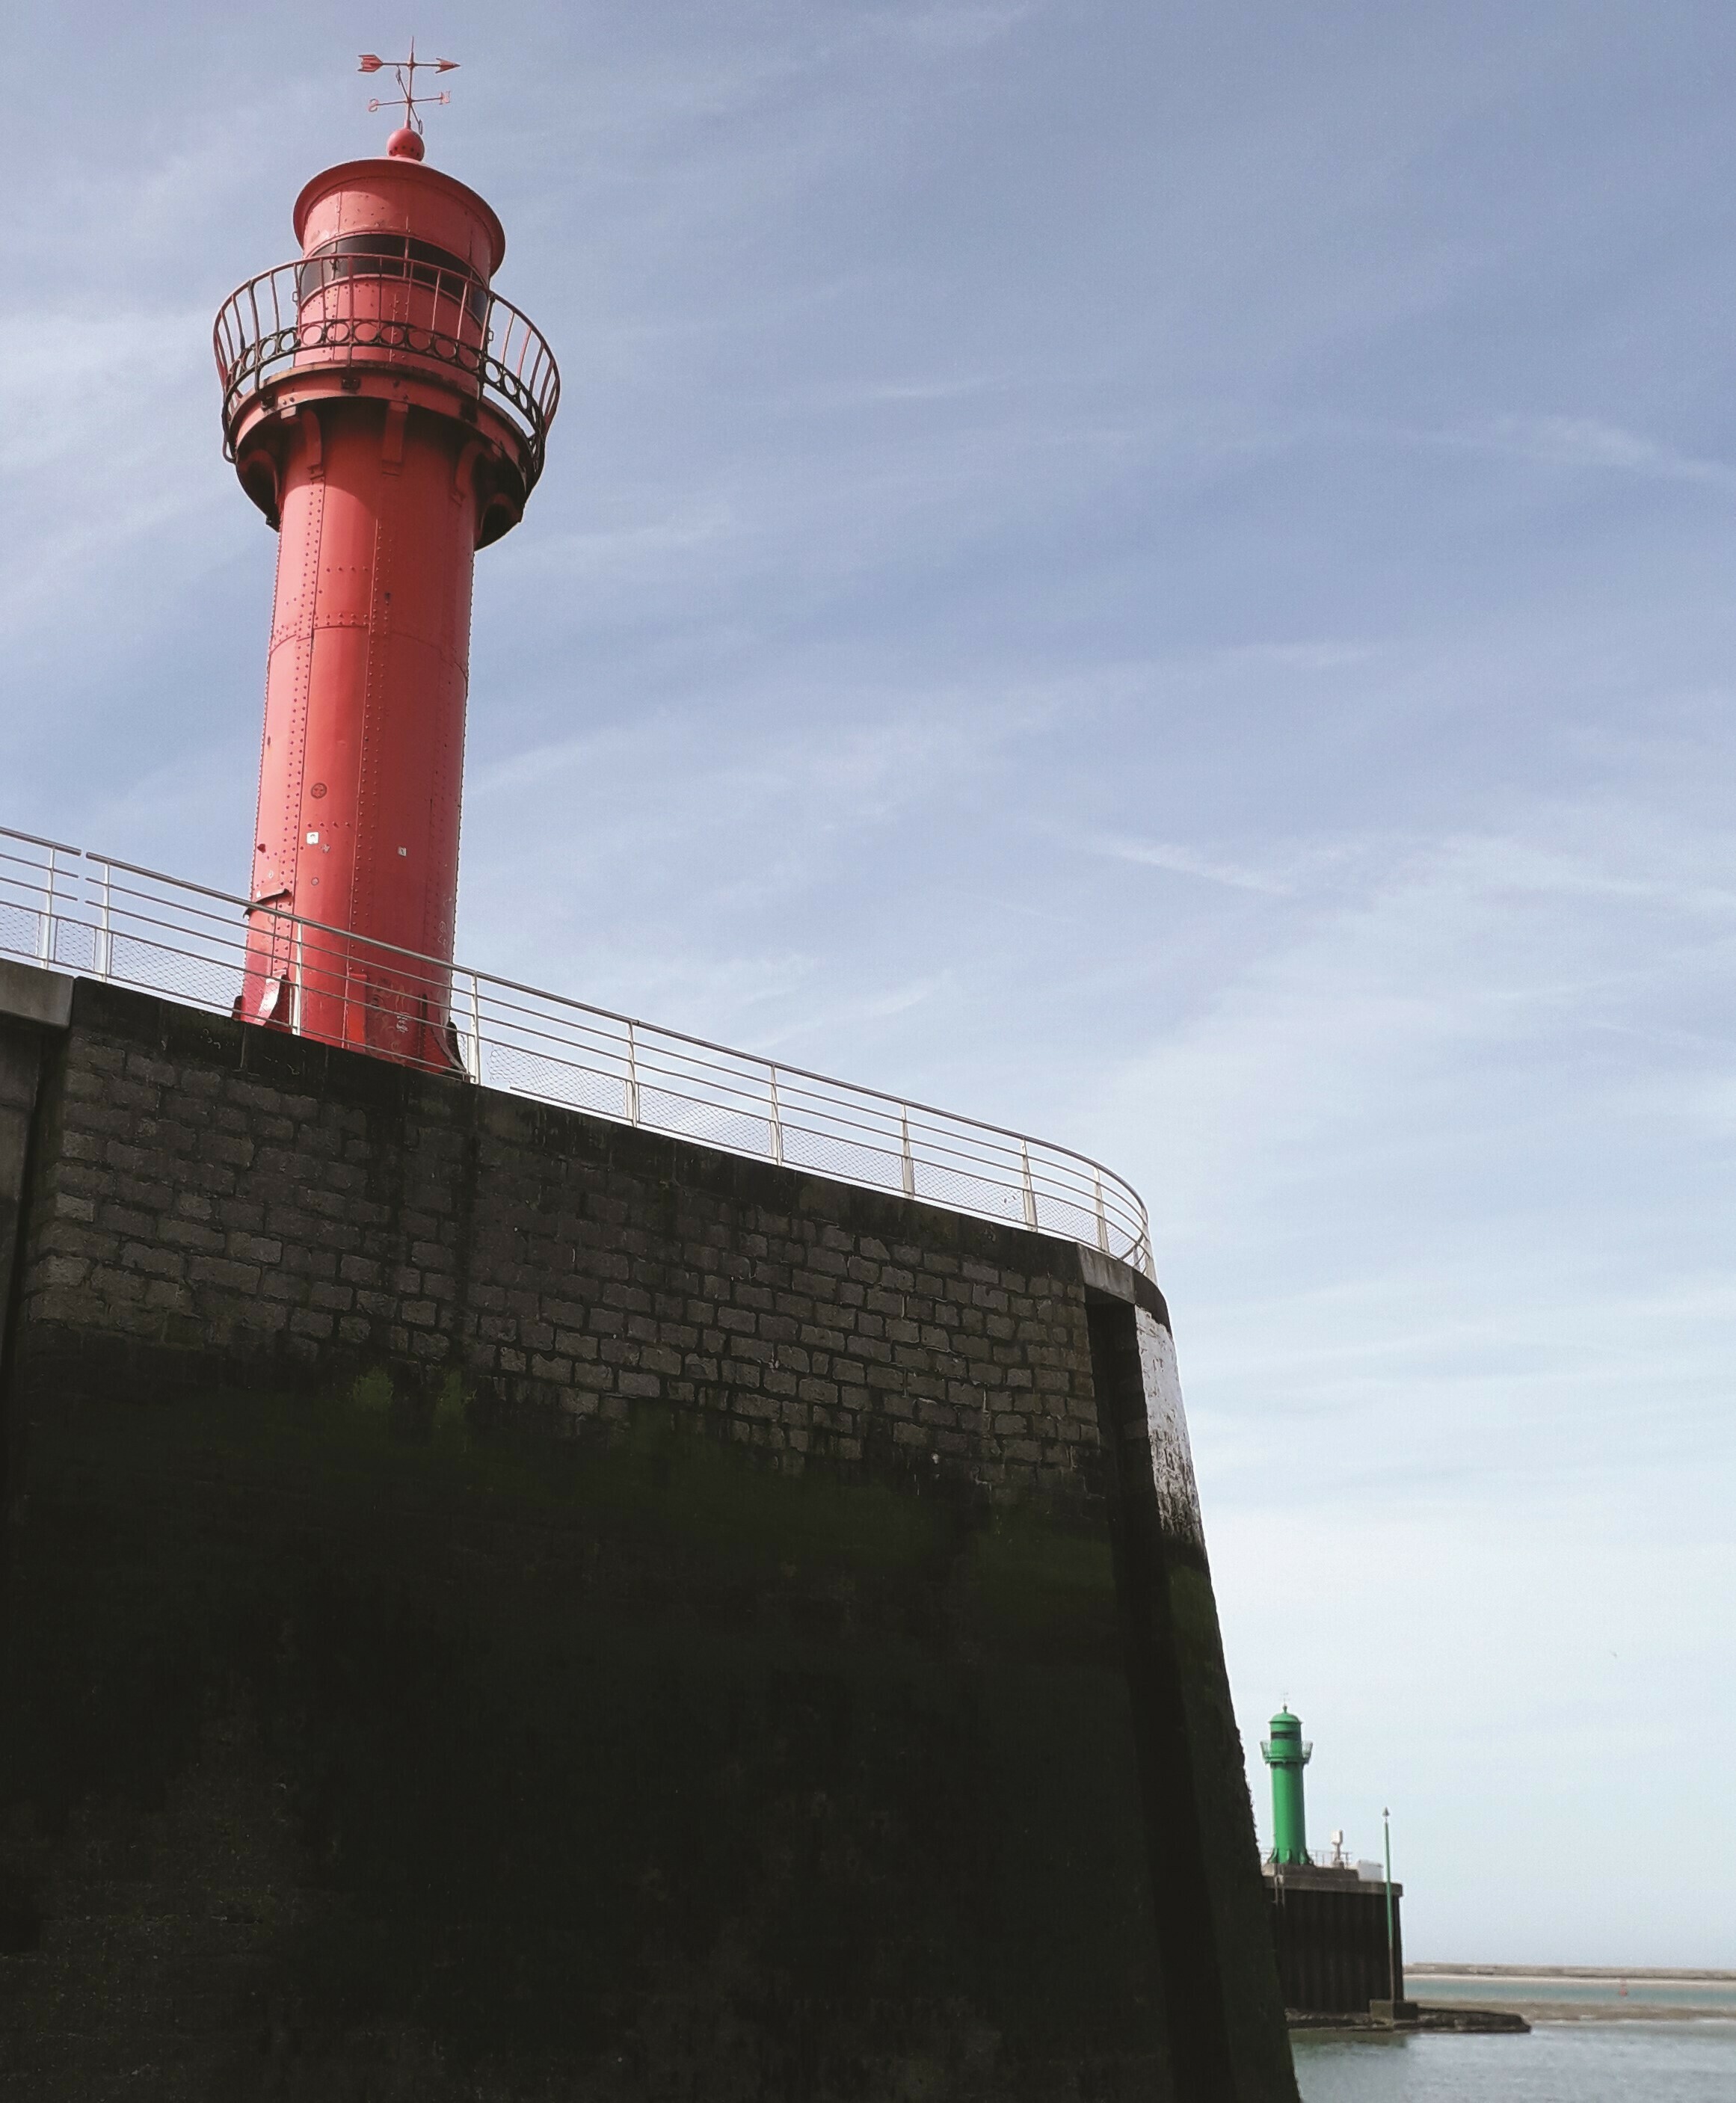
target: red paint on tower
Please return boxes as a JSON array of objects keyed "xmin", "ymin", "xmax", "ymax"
[{"xmin": 214, "ymin": 127, "xmax": 558, "ymax": 1067}]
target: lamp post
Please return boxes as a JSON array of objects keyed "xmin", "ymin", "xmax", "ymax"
[{"xmin": 1383, "ymin": 1805, "xmax": 1396, "ymax": 2007}]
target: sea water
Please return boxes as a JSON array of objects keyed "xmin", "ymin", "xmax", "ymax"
[{"xmin": 1293, "ymin": 2020, "xmax": 1736, "ymax": 2102}]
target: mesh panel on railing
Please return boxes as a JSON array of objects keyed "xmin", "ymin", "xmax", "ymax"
[
  {"xmin": 912, "ymin": 1157, "xmax": 1032, "ymax": 1229},
  {"xmin": 0, "ymin": 905, "xmax": 43, "ymax": 963},
  {"xmin": 49, "ymin": 921, "xmax": 99, "ymax": 976},
  {"xmin": 778, "ymin": 1122, "xmax": 905, "ymax": 1192},
  {"xmin": 105, "ymin": 933, "xmax": 239, "ymax": 1014},
  {"xmin": 639, "ymin": 1087, "xmax": 778, "ymax": 1160},
  {"xmin": 491, "ymin": 1042, "xmax": 630, "ymax": 1121},
  {"xmin": 1035, "ymin": 1192, "xmax": 1111, "ymax": 1250}
]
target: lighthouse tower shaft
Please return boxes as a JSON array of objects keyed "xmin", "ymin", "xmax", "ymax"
[
  {"xmin": 214, "ymin": 137, "xmax": 557, "ymax": 1066},
  {"xmin": 1261, "ymin": 1708, "xmax": 1313, "ymax": 1867}
]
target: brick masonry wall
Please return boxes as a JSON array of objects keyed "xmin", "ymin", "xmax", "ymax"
[{"xmin": 16, "ymin": 977, "xmax": 1149, "ymax": 1508}]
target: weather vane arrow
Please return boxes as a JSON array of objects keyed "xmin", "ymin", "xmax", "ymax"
[{"xmin": 358, "ymin": 40, "xmax": 458, "ymax": 139}]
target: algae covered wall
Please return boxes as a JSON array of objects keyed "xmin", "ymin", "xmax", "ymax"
[
  {"xmin": 0, "ymin": 972, "xmax": 1296, "ymax": 2102},
  {"xmin": 1263, "ymin": 1870, "xmax": 1406, "ymax": 2016}
]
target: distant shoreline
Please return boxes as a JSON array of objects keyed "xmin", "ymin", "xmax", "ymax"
[
  {"xmin": 1450, "ymin": 2002, "xmax": 1736, "ymax": 2024},
  {"xmin": 1406, "ymin": 1964, "xmax": 1736, "ymax": 2025},
  {"xmin": 1412, "ymin": 1965, "xmax": 1736, "ymax": 1983}
]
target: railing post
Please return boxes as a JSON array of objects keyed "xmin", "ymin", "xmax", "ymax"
[
  {"xmin": 94, "ymin": 857, "xmax": 113, "ymax": 980},
  {"xmin": 1094, "ymin": 1167, "xmax": 1109, "ymax": 1254},
  {"xmin": 768, "ymin": 1066, "xmax": 784, "ymax": 1167},
  {"xmin": 37, "ymin": 846, "xmax": 56, "ymax": 965},
  {"xmin": 625, "ymin": 1020, "xmax": 641, "ymax": 1126},
  {"xmin": 900, "ymin": 1109, "xmax": 916, "ymax": 1198},
  {"xmin": 1020, "ymin": 1139, "xmax": 1038, "ymax": 1231},
  {"xmin": 290, "ymin": 914, "xmax": 304, "ymax": 1037},
  {"xmin": 469, "ymin": 972, "xmax": 484, "ymax": 1086}
]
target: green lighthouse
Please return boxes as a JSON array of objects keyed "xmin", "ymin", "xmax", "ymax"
[{"xmin": 1261, "ymin": 1707, "xmax": 1313, "ymax": 1865}]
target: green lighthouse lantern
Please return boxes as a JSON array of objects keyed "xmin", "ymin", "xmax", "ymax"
[{"xmin": 1261, "ymin": 1706, "xmax": 1313, "ymax": 1865}]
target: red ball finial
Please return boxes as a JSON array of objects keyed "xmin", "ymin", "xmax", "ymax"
[{"xmin": 387, "ymin": 127, "xmax": 425, "ymax": 161}]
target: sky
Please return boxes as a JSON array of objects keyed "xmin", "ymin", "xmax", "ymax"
[{"xmin": 3, "ymin": 1, "xmax": 1733, "ymax": 1966}]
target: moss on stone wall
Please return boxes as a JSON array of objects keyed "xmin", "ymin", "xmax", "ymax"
[{"xmin": 0, "ymin": 1382, "xmax": 1169, "ymax": 2099}]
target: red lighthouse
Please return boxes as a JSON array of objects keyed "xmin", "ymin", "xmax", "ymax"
[{"xmin": 214, "ymin": 61, "xmax": 558, "ymax": 1067}]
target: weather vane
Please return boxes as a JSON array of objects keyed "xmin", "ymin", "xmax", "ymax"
[{"xmin": 358, "ymin": 40, "xmax": 458, "ymax": 138}]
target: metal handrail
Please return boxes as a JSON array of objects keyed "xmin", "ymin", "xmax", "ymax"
[
  {"xmin": 212, "ymin": 254, "xmax": 560, "ymax": 490},
  {"xmin": 0, "ymin": 825, "xmax": 1154, "ymax": 1276}
]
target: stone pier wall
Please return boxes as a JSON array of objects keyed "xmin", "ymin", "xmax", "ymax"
[{"xmin": 0, "ymin": 966, "xmax": 1296, "ymax": 2103}]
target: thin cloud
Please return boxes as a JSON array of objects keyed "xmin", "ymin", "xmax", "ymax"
[
  {"xmin": 1466, "ymin": 414, "xmax": 1736, "ymax": 491},
  {"xmin": 518, "ymin": 503, "xmax": 742, "ymax": 582},
  {"xmin": 1079, "ymin": 834, "xmax": 1296, "ymax": 896},
  {"xmin": 882, "ymin": 2, "xmax": 1044, "ymax": 51},
  {"xmin": 750, "ymin": 972, "xmax": 954, "ymax": 1056}
]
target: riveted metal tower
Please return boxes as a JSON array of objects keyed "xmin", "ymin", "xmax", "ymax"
[
  {"xmin": 1261, "ymin": 1706, "xmax": 1313, "ymax": 1866},
  {"xmin": 213, "ymin": 60, "xmax": 559, "ymax": 1068}
]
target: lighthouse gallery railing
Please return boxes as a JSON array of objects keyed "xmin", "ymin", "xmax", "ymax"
[
  {"xmin": 213, "ymin": 255, "xmax": 560, "ymax": 491},
  {"xmin": 0, "ymin": 828, "xmax": 1154, "ymax": 1277}
]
